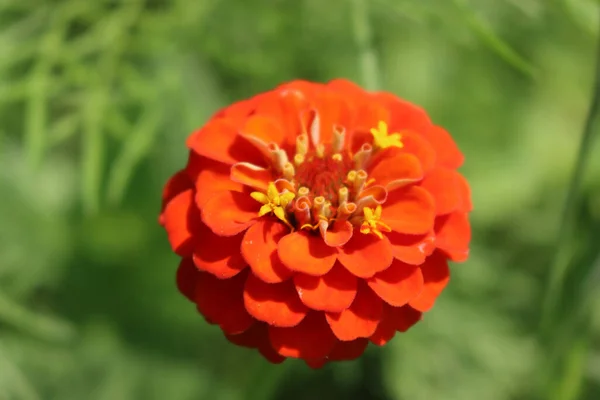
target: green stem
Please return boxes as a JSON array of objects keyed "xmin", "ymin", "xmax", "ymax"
[
  {"xmin": 541, "ymin": 5, "xmax": 600, "ymax": 332},
  {"xmin": 351, "ymin": 0, "xmax": 380, "ymax": 90}
]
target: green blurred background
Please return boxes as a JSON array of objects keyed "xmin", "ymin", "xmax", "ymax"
[{"xmin": 1, "ymin": 0, "xmax": 600, "ymax": 399}]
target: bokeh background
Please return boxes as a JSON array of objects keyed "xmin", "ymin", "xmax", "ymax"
[{"xmin": 1, "ymin": 0, "xmax": 600, "ymax": 399}]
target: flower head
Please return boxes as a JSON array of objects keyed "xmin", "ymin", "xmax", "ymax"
[{"xmin": 159, "ymin": 79, "xmax": 472, "ymax": 367}]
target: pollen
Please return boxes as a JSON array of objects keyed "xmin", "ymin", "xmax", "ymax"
[
  {"xmin": 251, "ymin": 182, "xmax": 295, "ymax": 228},
  {"xmin": 360, "ymin": 205, "xmax": 392, "ymax": 239},
  {"xmin": 370, "ymin": 121, "xmax": 403, "ymax": 149}
]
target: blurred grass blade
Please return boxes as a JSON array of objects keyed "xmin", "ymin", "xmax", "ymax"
[
  {"xmin": 541, "ymin": 6, "xmax": 600, "ymax": 330},
  {"xmin": 80, "ymin": 1, "xmax": 144, "ymax": 213},
  {"xmin": 0, "ymin": 291, "xmax": 75, "ymax": 343},
  {"xmin": 0, "ymin": 342, "xmax": 41, "ymax": 400},
  {"xmin": 351, "ymin": 0, "xmax": 380, "ymax": 90},
  {"xmin": 24, "ymin": 7, "xmax": 65, "ymax": 169},
  {"xmin": 452, "ymin": 0, "xmax": 537, "ymax": 79},
  {"xmin": 106, "ymin": 102, "xmax": 164, "ymax": 205},
  {"xmin": 81, "ymin": 86, "xmax": 106, "ymax": 214}
]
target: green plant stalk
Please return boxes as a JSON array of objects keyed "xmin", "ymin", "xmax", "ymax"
[
  {"xmin": 351, "ymin": 0, "xmax": 380, "ymax": 91},
  {"xmin": 541, "ymin": 7, "xmax": 600, "ymax": 331}
]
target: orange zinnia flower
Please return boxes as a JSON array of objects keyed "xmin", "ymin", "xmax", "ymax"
[{"xmin": 159, "ymin": 79, "xmax": 472, "ymax": 367}]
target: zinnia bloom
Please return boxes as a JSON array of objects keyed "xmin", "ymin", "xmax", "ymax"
[{"xmin": 159, "ymin": 79, "xmax": 472, "ymax": 367}]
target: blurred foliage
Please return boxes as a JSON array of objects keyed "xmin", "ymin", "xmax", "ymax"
[{"xmin": 1, "ymin": 0, "xmax": 600, "ymax": 399}]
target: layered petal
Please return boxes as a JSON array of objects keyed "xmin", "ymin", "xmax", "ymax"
[
  {"xmin": 420, "ymin": 167, "xmax": 462, "ymax": 215},
  {"xmin": 278, "ymin": 231, "xmax": 337, "ymax": 276},
  {"xmin": 186, "ymin": 118, "xmax": 264, "ymax": 166},
  {"xmin": 187, "ymin": 153, "xmax": 245, "ymax": 208},
  {"xmin": 337, "ymin": 232, "xmax": 393, "ymax": 278},
  {"xmin": 243, "ymin": 274, "xmax": 308, "ymax": 327},
  {"xmin": 367, "ymin": 259, "xmax": 424, "ymax": 307},
  {"xmin": 176, "ymin": 258, "xmax": 199, "ymax": 302},
  {"xmin": 387, "ymin": 230, "xmax": 435, "ymax": 265},
  {"xmin": 383, "ymin": 186, "xmax": 435, "ymax": 234},
  {"xmin": 195, "ymin": 270, "xmax": 254, "ymax": 335},
  {"xmin": 370, "ymin": 304, "xmax": 422, "ymax": 346},
  {"xmin": 368, "ymin": 151, "xmax": 423, "ymax": 191},
  {"xmin": 293, "ymin": 262, "xmax": 358, "ymax": 312},
  {"xmin": 201, "ymin": 191, "xmax": 259, "ymax": 236},
  {"xmin": 326, "ymin": 283, "xmax": 383, "ymax": 341},
  {"xmin": 225, "ymin": 323, "xmax": 286, "ymax": 364},
  {"xmin": 434, "ymin": 211, "xmax": 471, "ymax": 262},
  {"xmin": 162, "ymin": 189, "xmax": 199, "ymax": 256},
  {"xmin": 193, "ymin": 222, "xmax": 246, "ymax": 279},
  {"xmin": 269, "ymin": 312, "xmax": 337, "ymax": 359},
  {"xmin": 409, "ymin": 251, "xmax": 450, "ymax": 312},
  {"xmin": 241, "ymin": 219, "xmax": 292, "ymax": 283},
  {"xmin": 422, "ymin": 125, "xmax": 464, "ymax": 169},
  {"xmin": 328, "ymin": 338, "xmax": 369, "ymax": 361}
]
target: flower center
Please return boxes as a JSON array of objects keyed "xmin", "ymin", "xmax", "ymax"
[
  {"xmin": 249, "ymin": 119, "xmax": 403, "ymax": 239},
  {"xmin": 294, "ymin": 152, "xmax": 352, "ymax": 203}
]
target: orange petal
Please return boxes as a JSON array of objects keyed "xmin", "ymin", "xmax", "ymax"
[
  {"xmin": 422, "ymin": 125, "xmax": 464, "ymax": 169},
  {"xmin": 242, "ymin": 115, "xmax": 286, "ymax": 146},
  {"xmin": 195, "ymin": 270, "xmax": 254, "ymax": 335},
  {"xmin": 369, "ymin": 305, "xmax": 396, "ymax": 346},
  {"xmin": 293, "ymin": 262, "xmax": 358, "ymax": 312},
  {"xmin": 327, "ymin": 79, "xmax": 366, "ymax": 99},
  {"xmin": 409, "ymin": 251, "xmax": 450, "ymax": 312},
  {"xmin": 193, "ymin": 222, "xmax": 246, "ymax": 279},
  {"xmin": 399, "ymin": 131, "xmax": 436, "ymax": 173},
  {"xmin": 305, "ymin": 359, "xmax": 328, "ymax": 369},
  {"xmin": 230, "ymin": 162, "xmax": 272, "ymax": 192},
  {"xmin": 268, "ymin": 312, "xmax": 336, "ymax": 359},
  {"xmin": 243, "ymin": 274, "xmax": 308, "ymax": 327},
  {"xmin": 328, "ymin": 338, "xmax": 369, "ymax": 361},
  {"xmin": 201, "ymin": 191, "xmax": 258, "ymax": 236},
  {"xmin": 326, "ymin": 283, "xmax": 383, "ymax": 341},
  {"xmin": 420, "ymin": 167, "xmax": 461, "ymax": 215},
  {"xmin": 187, "ymin": 153, "xmax": 245, "ymax": 208},
  {"xmin": 370, "ymin": 304, "xmax": 422, "ymax": 346},
  {"xmin": 434, "ymin": 211, "xmax": 471, "ymax": 262},
  {"xmin": 368, "ymin": 151, "xmax": 423, "ymax": 191},
  {"xmin": 337, "ymin": 232, "xmax": 393, "ymax": 278},
  {"xmin": 313, "ymin": 90, "xmax": 353, "ymax": 145},
  {"xmin": 320, "ymin": 220, "xmax": 353, "ymax": 247},
  {"xmin": 255, "ymin": 89, "xmax": 312, "ymax": 146},
  {"xmin": 367, "ymin": 259, "xmax": 424, "ymax": 307},
  {"xmin": 186, "ymin": 118, "xmax": 264, "ymax": 166},
  {"xmin": 393, "ymin": 305, "xmax": 422, "ymax": 332},
  {"xmin": 225, "ymin": 323, "xmax": 286, "ymax": 364},
  {"xmin": 241, "ymin": 219, "xmax": 293, "ymax": 283},
  {"xmin": 372, "ymin": 92, "xmax": 432, "ymax": 133},
  {"xmin": 176, "ymin": 258, "xmax": 199, "ymax": 302},
  {"xmin": 162, "ymin": 189, "xmax": 199, "ymax": 256},
  {"xmin": 353, "ymin": 102, "xmax": 391, "ymax": 136},
  {"xmin": 160, "ymin": 170, "xmax": 193, "ymax": 218},
  {"xmin": 388, "ymin": 230, "xmax": 435, "ymax": 265},
  {"xmin": 456, "ymin": 172, "xmax": 473, "ymax": 212},
  {"xmin": 383, "ymin": 186, "xmax": 435, "ymax": 234},
  {"xmin": 278, "ymin": 231, "xmax": 337, "ymax": 276}
]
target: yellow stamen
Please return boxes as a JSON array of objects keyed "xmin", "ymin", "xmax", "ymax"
[
  {"xmin": 294, "ymin": 153, "xmax": 305, "ymax": 166},
  {"xmin": 338, "ymin": 186, "xmax": 349, "ymax": 205},
  {"xmin": 331, "ymin": 153, "xmax": 343, "ymax": 162},
  {"xmin": 282, "ymin": 162, "xmax": 295, "ymax": 180},
  {"xmin": 370, "ymin": 121, "xmax": 403, "ymax": 149},
  {"xmin": 360, "ymin": 205, "xmax": 392, "ymax": 239},
  {"xmin": 297, "ymin": 186, "xmax": 310, "ymax": 197},
  {"xmin": 251, "ymin": 182, "xmax": 295, "ymax": 227},
  {"xmin": 316, "ymin": 143, "xmax": 325, "ymax": 158},
  {"xmin": 332, "ymin": 125, "xmax": 346, "ymax": 153},
  {"xmin": 296, "ymin": 133, "xmax": 309, "ymax": 156},
  {"xmin": 346, "ymin": 170, "xmax": 357, "ymax": 184}
]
